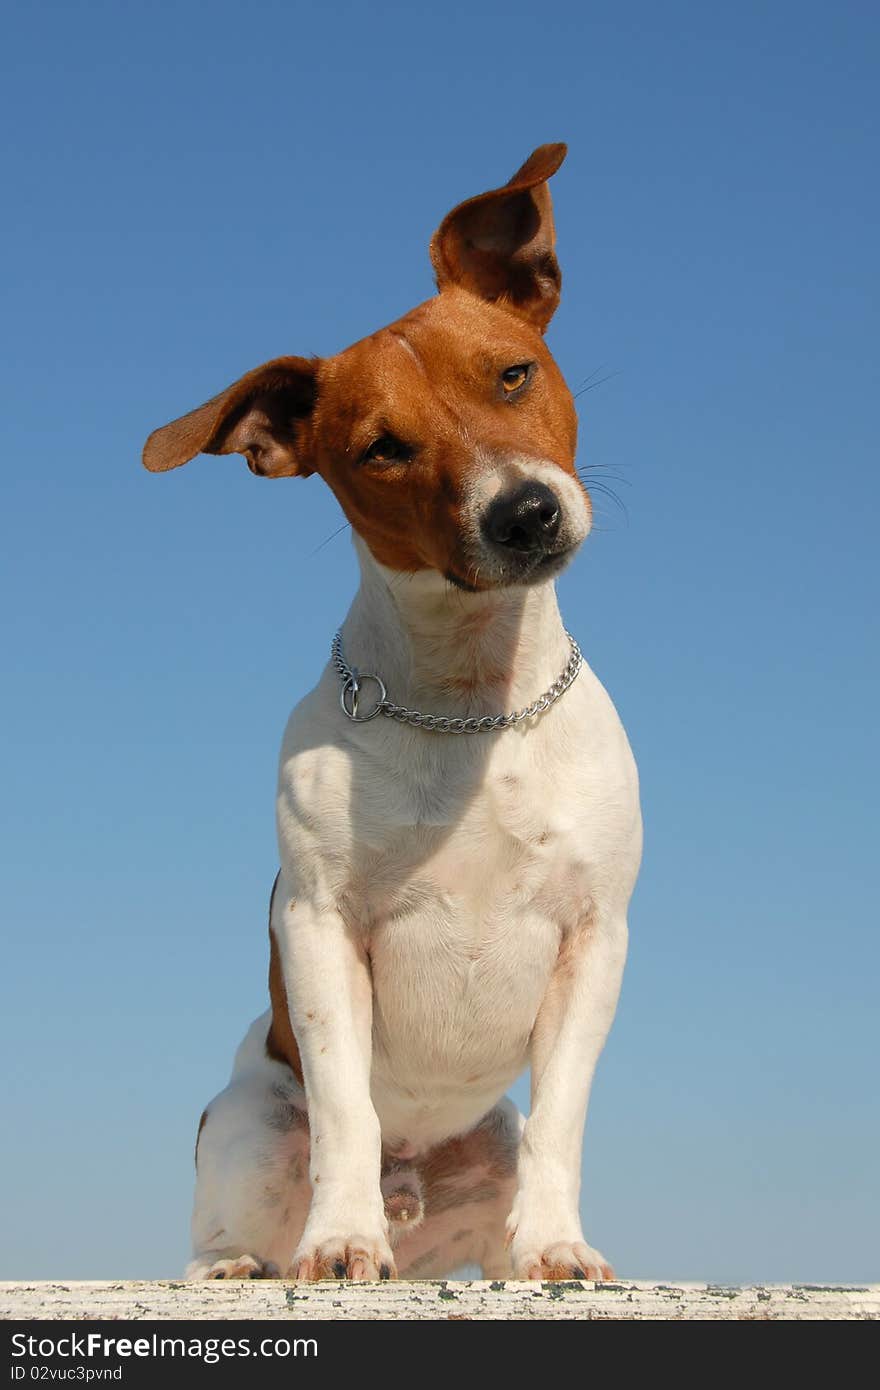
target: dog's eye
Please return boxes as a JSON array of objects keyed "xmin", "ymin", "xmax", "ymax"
[
  {"xmin": 361, "ymin": 434, "xmax": 413, "ymax": 467},
  {"xmin": 500, "ymin": 363, "xmax": 533, "ymax": 396}
]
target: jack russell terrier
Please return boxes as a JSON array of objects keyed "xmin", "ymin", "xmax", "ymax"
[{"xmin": 143, "ymin": 143, "xmax": 642, "ymax": 1283}]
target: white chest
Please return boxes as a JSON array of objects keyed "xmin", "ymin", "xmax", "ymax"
[
  {"xmin": 336, "ymin": 740, "xmax": 595, "ymax": 1093},
  {"xmin": 277, "ymin": 644, "xmax": 641, "ymax": 1148}
]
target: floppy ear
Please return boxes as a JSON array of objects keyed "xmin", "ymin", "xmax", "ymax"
[
  {"xmin": 429, "ymin": 143, "xmax": 567, "ymax": 331},
  {"xmin": 142, "ymin": 356, "xmax": 318, "ymax": 477}
]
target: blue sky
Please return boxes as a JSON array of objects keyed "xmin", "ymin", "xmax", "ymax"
[{"xmin": 1, "ymin": 0, "xmax": 877, "ymax": 1282}]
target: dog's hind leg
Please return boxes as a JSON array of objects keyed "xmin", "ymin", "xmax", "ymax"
[{"xmin": 187, "ymin": 1015, "xmax": 311, "ymax": 1280}]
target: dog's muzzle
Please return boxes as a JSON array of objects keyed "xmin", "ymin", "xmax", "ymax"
[
  {"xmin": 481, "ymin": 481, "xmax": 561, "ymax": 555},
  {"xmin": 474, "ymin": 479, "xmax": 580, "ymax": 586}
]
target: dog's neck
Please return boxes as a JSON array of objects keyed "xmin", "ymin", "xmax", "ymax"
[{"xmin": 340, "ymin": 535, "xmax": 570, "ymax": 718}]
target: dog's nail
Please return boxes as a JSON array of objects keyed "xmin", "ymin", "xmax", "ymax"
[
  {"xmin": 572, "ymin": 1267, "xmax": 587, "ymax": 1278},
  {"xmin": 210, "ymin": 1271, "xmax": 225, "ymax": 1280},
  {"xmin": 379, "ymin": 1264, "xmax": 392, "ymax": 1280},
  {"xmin": 333, "ymin": 1260, "xmax": 347, "ymax": 1279},
  {"xmin": 248, "ymin": 1268, "xmax": 264, "ymax": 1279}
]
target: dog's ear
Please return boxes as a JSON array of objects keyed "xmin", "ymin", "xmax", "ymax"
[
  {"xmin": 142, "ymin": 356, "xmax": 318, "ymax": 477},
  {"xmin": 430, "ymin": 143, "xmax": 567, "ymax": 331}
]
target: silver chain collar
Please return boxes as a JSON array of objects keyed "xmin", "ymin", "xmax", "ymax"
[{"xmin": 331, "ymin": 629, "xmax": 583, "ymax": 734}]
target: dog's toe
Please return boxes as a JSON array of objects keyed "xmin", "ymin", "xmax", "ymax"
[
  {"xmin": 291, "ymin": 1235, "xmax": 397, "ymax": 1282},
  {"xmin": 199, "ymin": 1255, "xmax": 280, "ymax": 1281},
  {"xmin": 514, "ymin": 1239, "xmax": 614, "ymax": 1282}
]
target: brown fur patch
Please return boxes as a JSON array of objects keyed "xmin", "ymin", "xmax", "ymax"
[
  {"xmin": 430, "ymin": 144, "xmax": 567, "ymax": 331},
  {"xmin": 143, "ymin": 147, "xmax": 585, "ymax": 591},
  {"xmin": 428, "ymin": 1178, "xmax": 500, "ymax": 1216},
  {"xmin": 416, "ymin": 1105, "xmax": 519, "ymax": 1219},
  {"xmin": 194, "ymin": 1108, "xmax": 208, "ymax": 1167},
  {"xmin": 309, "ymin": 291, "xmax": 580, "ymax": 585},
  {"xmin": 265, "ymin": 873, "xmax": 304, "ymax": 1085},
  {"xmin": 143, "ymin": 298, "xmax": 581, "ymax": 589}
]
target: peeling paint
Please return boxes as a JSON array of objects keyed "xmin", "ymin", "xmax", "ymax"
[{"xmin": 1, "ymin": 1280, "xmax": 876, "ymax": 1322}]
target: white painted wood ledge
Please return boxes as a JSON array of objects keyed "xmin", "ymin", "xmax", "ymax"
[{"xmin": 1, "ymin": 1280, "xmax": 877, "ymax": 1320}]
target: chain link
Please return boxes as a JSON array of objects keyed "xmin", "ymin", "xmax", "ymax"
[{"xmin": 332, "ymin": 629, "xmax": 582, "ymax": 733}]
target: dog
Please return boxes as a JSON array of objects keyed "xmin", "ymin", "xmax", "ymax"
[{"xmin": 143, "ymin": 143, "xmax": 642, "ymax": 1282}]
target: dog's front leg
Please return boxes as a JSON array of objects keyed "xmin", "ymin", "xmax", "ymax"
[
  {"xmin": 274, "ymin": 888, "xmax": 394, "ymax": 1281},
  {"xmin": 507, "ymin": 912, "xmax": 628, "ymax": 1281}
]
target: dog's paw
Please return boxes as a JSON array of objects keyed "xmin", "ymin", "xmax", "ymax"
[
  {"xmin": 189, "ymin": 1254, "xmax": 281, "ymax": 1281},
  {"xmin": 290, "ymin": 1233, "xmax": 397, "ymax": 1282},
  {"xmin": 510, "ymin": 1237, "xmax": 614, "ymax": 1282}
]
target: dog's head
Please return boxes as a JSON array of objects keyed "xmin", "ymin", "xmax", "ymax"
[{"xmin": 143, "ymin": 144, "xmax": 590, "ymax": 591}]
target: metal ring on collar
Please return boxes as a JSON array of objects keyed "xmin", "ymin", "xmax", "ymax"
[{"xmin": 340, "ymin": 671, "xmax": 387, "ymax": 722}]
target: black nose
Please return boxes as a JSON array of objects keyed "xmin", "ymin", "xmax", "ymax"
[{"xmin": 482, "ymin": 482, "xmax": 561, "ymax": 553}]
